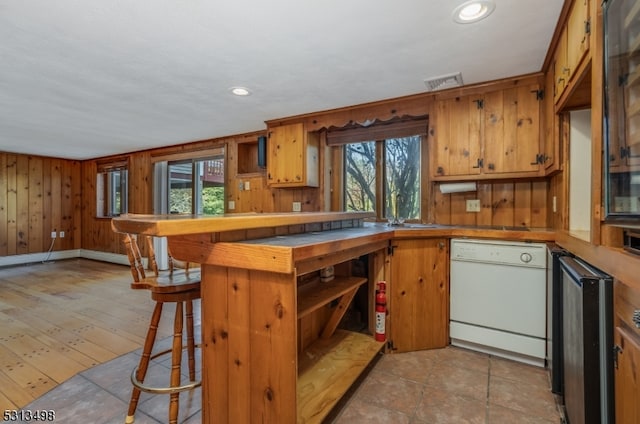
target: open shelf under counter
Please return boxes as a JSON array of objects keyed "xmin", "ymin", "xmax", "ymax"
[
  {"xmin": 297, "ymin": 329, "xmax": 384, "ymax": 424},
  {"xmin": 297, "ymin": 276, "xmax": 367, "ymax": 318}
]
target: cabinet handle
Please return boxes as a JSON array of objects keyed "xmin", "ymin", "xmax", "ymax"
[
  {"xmin": 472, "ymin": 158, "xmax": 483, "ymax": 169},
  {"xmin": 562, "ymin": 67, "xmax": 570, "ymax": 75},
  {"xmin": 613, "ymin": 345, "xmax": 622, "ymax": 369},
  {"xmin": 633, "ymin": 309, "xmax": 640, "ymax": 328},
  {"xmin": 531, "ymin": 153, "xmax": 545, "ymax": 165}
]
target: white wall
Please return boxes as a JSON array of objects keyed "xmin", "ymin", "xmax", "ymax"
[{"xmin": 569, "ymin": 109, "xmax": 592, "ymax": 234}]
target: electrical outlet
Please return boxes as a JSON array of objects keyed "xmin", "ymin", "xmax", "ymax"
[
  {"xmin": 292, "ymin": 202, "xmax": 302, "ymax": 212},
  {"xmin": 466, "ymin": 199, "xmax": 481, "ymax": 212},
  {"xmin": 244, "ymin": 181, "xmax": 250, "ymax": 191},
  {"xmin": 51, "ymin": 231, "xmax": 56, "ymax": 239},
  {"xmin": 228, "ymin": 200, "xmax": 235, "ymax": 210},
  {"xmin": 60, "ymin": 231, "xmax": 65, "ymax": 238}
]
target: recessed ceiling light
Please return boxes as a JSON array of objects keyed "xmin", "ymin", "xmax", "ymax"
[
  {"xmin": 453, "ymin": 0, "xmax": 495, "ymax": 24},
  {"xmin": 230, "ymin": 86, "xmax": 251, "ymax": 96}
]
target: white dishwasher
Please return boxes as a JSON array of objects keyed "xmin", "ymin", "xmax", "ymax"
[{"xmin": 450, "ymin": 238, "xmax": 547, "ymax": 367}]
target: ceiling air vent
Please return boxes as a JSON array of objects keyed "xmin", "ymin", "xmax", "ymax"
[{"xmin": 423, "ymin": 72, "xmax": 463, "ymax": 91}]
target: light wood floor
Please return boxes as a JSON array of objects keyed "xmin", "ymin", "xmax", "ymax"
[{"xmin": 0, "ymin": 258, "xmax": 181, "ymax": 410}]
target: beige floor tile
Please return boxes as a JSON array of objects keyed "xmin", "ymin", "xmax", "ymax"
[
  {"xmin": 333, "ymin": 398, "xmax": 412, "ymax": 424},
  {"xmin": 488, "ymin": 374, "xmax": 560, "ymax": 422},
  {"xmin": 373, "ymin": 348, "xmax": 439, "ymax": 383},
  {"xmin": 413, "ymin": 385, "xmax": 487, "ymax": 424},
  {"xmin": 488, "ymin": 403, "xmax": 558, "ymax": 424},
  {"xmin": 354, "ymin": 369, "xmax": 425, "ymax": 415},
  {"xmin": 426, "ymin": 361, "xmax": 489, "ymax": 402}
]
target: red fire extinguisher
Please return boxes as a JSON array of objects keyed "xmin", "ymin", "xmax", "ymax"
[{"xmin": 375, "ymin": 281, "xmax": 387, "ymax": 342}]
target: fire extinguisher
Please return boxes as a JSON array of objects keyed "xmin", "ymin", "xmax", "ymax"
[{"xmin": 375, "ymin": 281, "xmax": 387, "ymax": 342}]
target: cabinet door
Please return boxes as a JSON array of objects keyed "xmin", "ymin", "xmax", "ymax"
[
  {"xmin": 267, "ymin": 123, "xmax": 319, "ymax": 187},
  {"xmin": 432, "ymin": 95, "xmax": 482, "ymax": 177},
  {"xmin": 614, "ymin": 327, "xmax": 640, "ymax": 424},
  {"xmin": 567, "ymin": 0, "xmax": 590, "ymax": 77},
  {"xmin": 554, "ymin": 28, "xmax": 569, "ymax": 103},
  {"xmin": 483, "ymin": 84, "xmax": 542, "ymax": 174},
  {"xmin": 388, "ymin": 238, "xmax": 449, "ymax": 352}
]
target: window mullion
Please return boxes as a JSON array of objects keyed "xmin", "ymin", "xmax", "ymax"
[{"xmin": 375, "ymin": 140, "xmax": 385, "ymax": 220}]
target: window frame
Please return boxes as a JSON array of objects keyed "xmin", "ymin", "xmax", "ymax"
[
  {"xmin": 96, "ymin": 159, "xmax": 128, "ymax": 218},
  {"xmin": 167, "ymin": 154, "xmax": 225, "ymax": 215},
  {"xmin": 342, "ymin": 136, "xmax": 423, "ymax": 222}
]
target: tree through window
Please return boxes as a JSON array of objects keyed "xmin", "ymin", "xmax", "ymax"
[{"xmin": 344, "ymin": 135, "xmax": 421, "ymax": 221}]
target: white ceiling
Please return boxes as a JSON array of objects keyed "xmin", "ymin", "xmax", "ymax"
[{"xmin": 0, "ymin": 0, "xmax": 564, "ymax": 160}]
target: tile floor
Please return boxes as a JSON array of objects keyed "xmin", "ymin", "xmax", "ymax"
[{"xmin": 23, "ymin": 332, "xmax": 562, "ymax": 424}]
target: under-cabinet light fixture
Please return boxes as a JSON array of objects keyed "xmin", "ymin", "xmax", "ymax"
[{"xmin": 453, "ymin": 0, "xmax": 495, "ymax": 24}]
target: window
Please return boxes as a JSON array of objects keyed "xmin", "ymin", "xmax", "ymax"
[
  {"xmin": 328, "ymin": 114, "xmax": 427, "ymax": 222},
  {"xmin": 344, "ymin": 136, "xmax": 421, "ymax": 221},
  {"xmin": 168, "ymin": 156, "xmax": 225, "ymax": 215},
  {"xmin": 97, "ymin": 161, "xmax": 128, "ymax": 217}
]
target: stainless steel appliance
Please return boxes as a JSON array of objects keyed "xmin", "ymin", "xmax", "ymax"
[
  {"xmin": 547, "ymin": 245, "xmax": 572, "ymax": 397},
  {"xmin": 559, "ymin": 256, "xmax": 613, "ymax": 424},
  {"xmin": 450, "ymin": 239, "xmax": 547, "ymax": 366}
]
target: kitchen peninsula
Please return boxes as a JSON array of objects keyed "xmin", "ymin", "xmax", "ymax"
[
  {"xmin": 111, "ymin": 212, "xmax": 555, "ymax": 423},
  {"xmin": 112, "ymin": 211, "xmax": 389, "ymax": 424}
]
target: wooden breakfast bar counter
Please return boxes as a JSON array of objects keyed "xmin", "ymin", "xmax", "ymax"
[
  {"xmin": 112, "ymin": 212, "xmax": 556, "ymax": 423},
  {"xmin": 112, "ymin": 212, "xmax": 388, "ymax": 424}
]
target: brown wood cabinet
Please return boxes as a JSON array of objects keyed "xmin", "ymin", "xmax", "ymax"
[
  {"xmin": 554, "ymin": 27, "xmax": 569, "ymax": 104},
  {"xmin": 432, "ymin": 94, "xmax": 482, "ymax": 177},
  {"xmin": 388, "ymin": 238, "xmax": 449, "ymax": 352},
  {"xmin": 267, "ymin": 123, "xmax": 320, "ymax": 187},
  {"xmin": 614, "ymin": 280, "xmax": 640, "ymax": 424},
  {"xmin": 553, "ymin": 0, "xmax": 590, "ymax": 105},
  {"xmin": 431, "ymin": 77, "xmax": 544, "ymax": 180}
]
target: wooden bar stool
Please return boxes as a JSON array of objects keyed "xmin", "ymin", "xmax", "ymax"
[{"xmin": 122, "ymin": 234, "xmax": 201, "ymax": 424}]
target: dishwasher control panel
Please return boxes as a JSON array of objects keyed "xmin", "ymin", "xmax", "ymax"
[{"xmin": 450, "ymin": 239, "xmax": 547, "ymax": 268}]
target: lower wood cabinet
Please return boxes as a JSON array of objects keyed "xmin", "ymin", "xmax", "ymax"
[
  {"xmin": 388, "ymin": 238, "xmax": 449, "ymax": 352},
  {"xmin": 614, "ymin": 280, "xmax": 640, "ymax": 424}
]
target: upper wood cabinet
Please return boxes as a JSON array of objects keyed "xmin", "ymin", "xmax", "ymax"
[
  {"xmin": 388, "ymin": 238, "xmax": 449, "ymax": 353},
  {"xmin": 554, "ymin": 0, "xmax": 591, "ymax": 104},
  {"xmin": 267, "ymin": 123, "xmax": 320, "ymax": 187},
  {"xmin": 432, "ymin": 94, "xmax": 483, "ymax": 177},
  {"xmin": 431, "ymin": 76, "xmax": 545, "ymax": 180},
  {"xmin": 553, "ymin": 27, "xmax": 570, "ymax": 103}
]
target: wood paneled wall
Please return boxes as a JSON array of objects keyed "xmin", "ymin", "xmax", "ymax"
[
  {"xmin": 433, "ymin": 180, "xmax": 549, "ymax": 228},
  {"xmin": 3, "ymin": 74, "xmax": 560, "ymax": 257},
  {"xmin": 0, "ymin": 153, "xmax": 81, "ymax": 256}
]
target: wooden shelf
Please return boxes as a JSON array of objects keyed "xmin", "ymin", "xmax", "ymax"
[
  {"xmin": 297, "ymin": 329, "xmax": 383, "ymax": 424},
  {"xmin": 297, "ymin": 276, "xmax": 367, "ymax": 318}
]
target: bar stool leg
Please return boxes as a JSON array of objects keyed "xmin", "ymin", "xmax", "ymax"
[
  {"xmin": 186, "ymin": 300, "xmax": 196, "ymax": 381},
  {"xmin": 168, "ymin": 301, "xmax": 184, "ymax": 424},
  {"xmin": 126, "ymin": 302, "xmax": 163, "ymax": 424}
]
